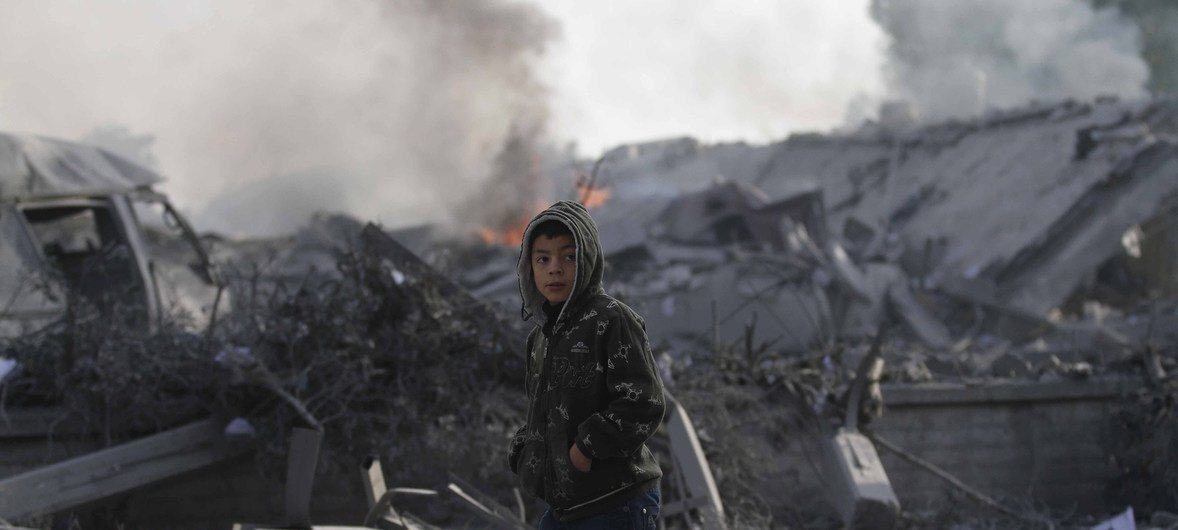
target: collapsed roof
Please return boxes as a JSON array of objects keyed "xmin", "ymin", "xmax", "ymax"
[
  {"xmin": 0, "ymin": 132, "xmax": 163, "ymax": 200},
  {"xmin": 587, "ymin": 97, "xmax": 1178, "ymax": 319}
]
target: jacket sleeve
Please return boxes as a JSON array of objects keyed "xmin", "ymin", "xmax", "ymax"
[
  {"xmin": 507, "ymin": 330, "xmax": 537, "ymax": 474},
  {"xmin": 574, "ymin": 311, "xmax": 665, "ymax": 460}
]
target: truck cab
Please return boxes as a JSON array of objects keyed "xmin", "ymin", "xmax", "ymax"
[{"xmin": 0, "ymin": 133, "xmax": 223, "ymax": 338}]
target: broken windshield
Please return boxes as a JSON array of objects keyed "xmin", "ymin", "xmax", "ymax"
[
  {"xmin": 130, "ymin": 194, "xmax": 223, "ymax": 324},
  {"xmin": 18, "ymin": 200, "xmax": 146, "ymax": 325},
  {"xmin": 0, "ymin": 205, "xmax": 65, "ymax": 324}
]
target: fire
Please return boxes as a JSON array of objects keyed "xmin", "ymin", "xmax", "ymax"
[
  {"xmin": 478, "ymin": 203, "xmax": 547, "ymax": 247},
  {"xmin": 576, "ymin": 181, "xmax": 610, "ymax": 209},
  {"xmin": 475, "ymin": 177, "xmax": 609, "ymax": 247},
  {"xmin": 499, "ymin": 218, "xmax": 528, "ymax": 247},
  {"xmin": 479, "ymin": 221, "xmax": 529, "ymax": 246}
]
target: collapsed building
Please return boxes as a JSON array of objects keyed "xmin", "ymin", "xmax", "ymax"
[
  {"xmin": 469, "ymin": 96, "xmax": 1178, "ymax": 375},
  {"xmin": 450, "ymin": 96, "xmax": 1178, "ymax": 526},
  {"xmin": 1, "ymin": 96, "xmax": 1177, "ymax": 528}
]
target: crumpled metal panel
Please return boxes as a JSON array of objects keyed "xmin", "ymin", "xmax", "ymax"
[{"xmin": 0, "ymin": 133, "xmax": 162, "ymax": 200}]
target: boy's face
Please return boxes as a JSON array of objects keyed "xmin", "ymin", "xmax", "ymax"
[{"xmin": 531, "ymin": 234, "xmax": 576, "ymax": 304}]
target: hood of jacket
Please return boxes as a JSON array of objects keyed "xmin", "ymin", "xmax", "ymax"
[{"xmin": 516, "ymin": 200, "xmax": 605, "ymax": 323}]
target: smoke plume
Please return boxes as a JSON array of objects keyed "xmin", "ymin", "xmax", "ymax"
[
  {"xmin": 1090, "ymin": 0, "xmax": 1178, "ymax": 95},
  {"xmin": 0, "ymin": 1, "xmax": 557, "ymax": 237},
  {"xmin": 870, "ymin": 0, "xmax": 1150, "ymax": 122}
]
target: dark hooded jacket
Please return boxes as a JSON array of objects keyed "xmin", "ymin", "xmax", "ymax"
[{"xmin": 506, "ymin": 201, "xmax": 665, "ymax": 522}]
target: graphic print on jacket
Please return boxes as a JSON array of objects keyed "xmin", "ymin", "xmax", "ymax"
[{"xmin": 506, "ymin": 201, "xmax": 666, "ymax": 522}]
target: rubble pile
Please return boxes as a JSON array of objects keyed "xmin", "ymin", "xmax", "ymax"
[
  {"xmin": 1, "ymin": 225, "xmax": 534, "ymax": 527},
  {"xmin": 186, "ymin": 96, "xmax": 1178, "ymax": 526},
  {"xmin": 435, "ymin": 97, "xmax": 1178, "ymax": 524},
  {"xmin": 3, "ymin": 96, "xmax": 1178, "ymax": 527},
  {"xmin": 459, "ymin": 97, "xmax": 1178, "ymax": 382}
]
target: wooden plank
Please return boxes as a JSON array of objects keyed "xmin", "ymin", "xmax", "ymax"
[
  {"xmin": 0, "ymin": 418, "xmax": 245, "ymax": 520},
  {"xmin": 360, "ymin": 457, "xmax": 386, "ymax": 509},
  {"xmin": 283, "ymin": 427, "xmax": 322, "ymax": 529},
  {"xmin": 664, "ymin": 394, "xmax": 726, "ymax": 529}
]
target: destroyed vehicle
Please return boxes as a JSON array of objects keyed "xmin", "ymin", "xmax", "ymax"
[{"xmin": 0, "ymin": 132, "xmax": 223, "ymax": 337}]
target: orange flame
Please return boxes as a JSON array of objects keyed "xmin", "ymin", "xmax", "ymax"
[
  {"xmin": 479, "ymin": 183, "xmax": 609, "ymax": 246},
  {"xmin": 477, "ymin": 202, "xmax": 548, "ymax": 247},
  {"xmin": 576, "ymin": 182, "xmax": 610, "ymax": 209},
  {"xmin": 479, "ymin": 219, "xmax": 528, "ymax": 247},
  {"xmin": 478, "ymin": 227, "xmax": 498, "ymax": 245}
]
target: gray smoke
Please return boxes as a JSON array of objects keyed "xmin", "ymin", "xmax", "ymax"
[
  {"xmin": 871, "ymin": 0, "xmax": 1150, "ymax": 122},
  {"xmin": 0, "ymin": 1, "xmax": 557, "ymax": 237},
  {"xmin": 81, "ymin": 125, "xmax": 160, "ymax": 170},
  {"xmin": 1090, "ymin": 0, "xmax": 1178, "ymax": 95}
]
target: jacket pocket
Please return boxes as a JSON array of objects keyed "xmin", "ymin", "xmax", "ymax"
[
  {"xmin": 560, "ymin": 456, "xmax": 623, "ymax": 509},
  {"xmin": 515, "ymin": 441, "xmax": 545, "ymax": 499},
  {"xmin": 567, "ymin": 446, "xmax": 593, "ymax": 480}
]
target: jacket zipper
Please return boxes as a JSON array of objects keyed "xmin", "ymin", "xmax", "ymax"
[
  {"xmin": 539, "ymin": 306, "xmax": 572, "ymax": 502},
  {"xmin": 523, "ymin": 334, "xmax": 542, "ymax": 426},
  {"xmin": 533, "ymin": 297, "xmax": 570, "ymax": 502},
  {"xmin": 537, "ymin": 332, "xmax": 554, "ymax": 500}
]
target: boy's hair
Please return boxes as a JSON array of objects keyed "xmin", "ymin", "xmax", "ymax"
[{"xmin": 528, "ymin": 220, "xmax": 573, "ymax": 250}]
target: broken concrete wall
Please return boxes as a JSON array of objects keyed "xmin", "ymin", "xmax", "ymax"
[
  {"xmin": 871, "ymin": 379, "xmax": 1130, "ymax": 513},
  {"xmin": 758, "ymin": 377, "xmax": 1134, "ymax": 521}
]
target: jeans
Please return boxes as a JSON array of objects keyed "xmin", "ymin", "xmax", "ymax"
[{"xmin": 539, "ymin": 489, "xmax": 661, "ymax": 530}]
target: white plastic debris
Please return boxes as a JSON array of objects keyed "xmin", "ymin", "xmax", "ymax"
[
  {"xmin": 0, "ymin": 357, "xmax": 17, "ymax": 383},
  {"xmin": 1121, "ymin": 224, "xmax": 1144, "ymax": 259},
  {"xmin": 391, "ymin": 268, "xmax": 406, "ymax": 285},
  {"xmin": 223, "ymin": 417, "xmax": 257, "ymax": 438},
  {"xmin": 1090, "ymin": 506, "xmax": 1135, "ymax": 530}
]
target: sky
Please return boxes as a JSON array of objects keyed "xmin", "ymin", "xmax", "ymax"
[{"xmin": 0, "ymin": 1, "xmax": 1148, "ymax": 235}]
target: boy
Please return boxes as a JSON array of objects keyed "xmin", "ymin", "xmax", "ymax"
[{"xmin": 507, "ymin": 201, "xmax": 666, "ymax": 529}]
